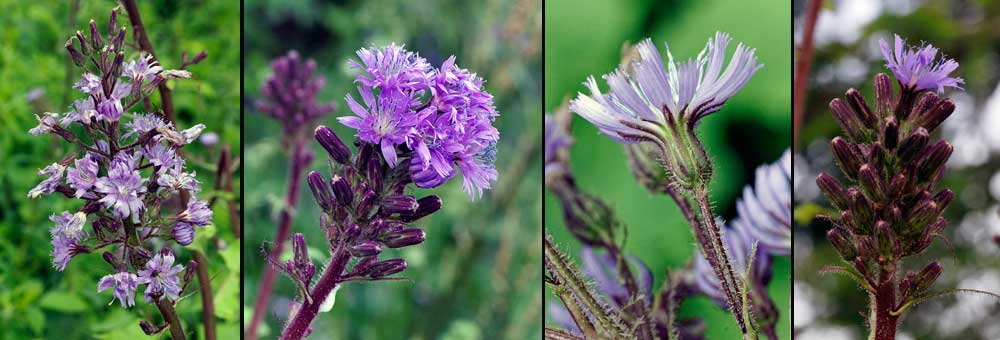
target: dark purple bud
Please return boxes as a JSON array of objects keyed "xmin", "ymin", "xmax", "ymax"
[
  {"xmin": 380, "ymin": 195, "xmax": 418, "ymax": 214},
  {"xmin": 109, "ymin": 52, "xmax": 125, "ymax": 79},
  {"xmin": 83, "ymin": 200, "xmax": 103, "ymax": 214},
  {"xmin": 858, "ymin": 164, "xmax": 884, "ymax": 201},
  {"xmin": 829, "ymin": 99, "xmax": 866, "ymax": 141},
  {"xmin": 913, "ymin": 261, "xmax": 943, "ymax": 293},
  {"xmin": 331, "ymin": 175, "xmax": 353, "ymax": 207},
  {"xmin": 307, "ymin": 171, "xmax": 334, "ymax": 211},
  {"xmin": 108, "ymin": 9, "xmax": 117, "ymax": 34},
  {"xmin": 173, "ymin": 223, "xmax": 195, "ymax": 246},
  {"xmin": 184, "ymin": 260, "xmax": 197, "ymax": 284},
  {"xmin": 65, "ymin": 39, "xmax": 85, "ymax": 67},
  {"xmin": 102, "ymin": 251, "xmax": 118, "ymax": 268},
  {"xmin": 848, "ymin": 189, "xmax": 873, "ymax": 234},
  {"xmin": 882, "ymin": 117, "xmax": 899, "ymax": 149},
  {"xmin": 909, "ymin": 92, "xmax": 941, "ymax": 121},
  {"xmin": 356, "ymin": 190, "xmax": 376, "ymax": 218},
  {"xmin": 342, "ymin": 224, "xmax": 361, "ymax": 242},
  {"xmin": 368, "ymin": 259, "xmax": 407, "ymax": 278},
  {"xmin": 817, "ymin": 173, "xmax": 849, "ymax": 210},
  {"xmin": 873, "ymin": 73, "xmax": 894, "ymax": 117},
  {"xmin": 88, "ymin": 19, "xmax": 102, "ymax": 48},
  {"xmin": 367, "ymin": 157, "xmax": 383, "ymax": 193},
  {"xmin": 839, "ymin": 210, "xmax": 859, "ymax": 234},
  {"xmin": 292, "ymin": 233, "xmax": 309, "ymax": 265},
  {"xmin": 846, "ymin": 88, "xmax": 877, "ymax": 129},
  {"xmin": 868, "ymin": 142, "xmax": 885, "ymax": 167},
  {"xmin": 401, "ymin": 195, "xmax": 443, "ymax": 222},
  {"xmin": 314, "ymin": 126, "xmax": 351, "ymax": 165},
  {"xmin": 827, "ymin": 228, "xmax": 857, "ymax": 261},
  {"xmin": 75, "ymin": 31, "xmax": 89, "ymax": 54},
  {"xmin": 916, "ymin": 141, "xmax": 952, "ymax": 182},
  {"xmin": 933, "ymin": 189, "xmax": 954, "ymax": 211},
  {"xmin": 899, "ymin": 272, "xmax": 917, "ymax": 299},
  {"xmin": 111, "ymin": 26, "xmax": 126, "ymax": 52},
  {"xmin": 350, "ymin": 241, "xmax": 382, "ymax": 257},
  {"xmin": 887, "ymin": 174, "xmax": 907, "ymax": 199},
  {"xmin": 139, "ymin": 320, "xmax": 159, "ymax": 335},
  {"xmin": 190, "ymin": 51, "xmax": 208, "ymax": 65},
  {"xmin": 382, "ymin": 228, "xmax": 426, "ymax": 248},
  {"xmin": 831, "ymin": 137, "xmax": 863, "ymax": 180},
  {"xmin": 132, "ymin": 247, "xmax": 151, "ymax": 264},
  {"xmin": 897, "ymin": 128, "xmax": 929, "ymax": 163},
  {"xmin": 875, "ymin": 221, "xmax": 896, "ymax": 257},
  {"xmin": 856, "ymin": 234, "xmax": 878, "ymax": 258},
  {"xmin": 907, "ymin": 200, "xmax": 939, "ymax": 232},
  {"xmin": 852, "ymin": 257, "xmax": 870, "ymax": 277},
  {"xmin": 919, "ymin": 98, "xmax": 955, "ymax": 133}
]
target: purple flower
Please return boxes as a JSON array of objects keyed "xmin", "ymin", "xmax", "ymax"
[
  {"xmin": 157, "ymin": 165, "xmax": 200, "ymax": 193},
  {"xmin": 98, "ymin": 272, "xmax": 139, "ymax": 308},
  {"xmin": 733, "ymin": 150, "xmax": 792, "ymax": 255},
  {"xmin": 693, "ymin": 223, "xmax": 772, "ymax": 304},
  {"xmin": 66, "ymin": 153, "xmax": 99, "ymax": 198},
  {"xmin": 28, "ymin": 163, "xmax": 65, "ymax": 198},
  {"xmin": 177, "ymin": 198, "xmax": 212, "ymax": 226},
  {"xmin": 571, "ymin": 32, "xmax": 761, "ymax": 144},
  {"xmin": 349, "ymin": 43, "xmax": 432, "ymax": 93},
  {"xmin": 880, "ymin": 34, "xmax": 964, "ymax": 93},
  {"xmin": 137, "ymin": 253, "xmax": 184, "ymax": 302},
  {"xmin": 62, "ymin": 98, "xmax": 96, "ymax": 126},
  {"xmin": 172, "ymin": 222, "xmax": 195, "ymax": 246},
  {"xmin": 544, "ymin": 114, "xmax": 573, "ymax": 178},
  {"xmin": 257, "ymin": 51, "xmax": 336, "ymax": 134},
  {"xmin": 51, "ymin": 234, "xmax": 84, "ymax": 271},
  {"xmin": 142, "ymin": 142, "xmax": 181, "ymax": 173},
  {"xmin": 339, "ymin": 86, "xmax": 429, "ymax": 167},
  {"xmin": 49, "ymin": 211, "xmax": 88, "ymax": 271},
  {"xmin": 123, "ymin": 113, "xmax": 167, "ymax": 140},
  {"xmin": 73, "ymin": 73, "xmax": 101, "ymax": 94},
  {"xmin": 123, "ymin": 53, "xmax": 163, "ymax": 83},
  {"xmin": 95, "ymin": 154, "xmax": 147, "ymax": 222},
  {"xmin": 29, "ymin": 112, "xmax": 59, "ymax": 136}
]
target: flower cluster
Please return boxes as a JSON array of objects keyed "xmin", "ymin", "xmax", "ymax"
[
  {"xmin": 256, "ymin": 50, "xmax": 336, "ymax": 135},
  {"xmin": 339, "ymin": 44, "xmax": 499, "ymax": 198},
  {"xmin": 816, "ymin": 34, "xmax": 963, "ymax": 339},
  {"xmin": 28, "ymin": 9, "xmax": 204, "ymax": 314}
]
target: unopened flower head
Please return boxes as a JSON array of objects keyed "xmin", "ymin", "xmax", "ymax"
[
  {"xmin": 257, "ymin": 51, "xmax": 336, "ymax": 134},
  {"xmin": 880, "ymin": 34, "xmax": 963, "ymax": 93}
]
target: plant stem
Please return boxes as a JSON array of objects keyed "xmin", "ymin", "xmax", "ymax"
[
  {"xmin": 247, "ymin": 141, "xmax": 310, "ymax": 340},
  {"xmin": 279, "ymin": 244, "xmax": 352, "ymax": 340},
  {"xmin": 793, "ymin": 0, "xmax": 822, "ymax": 149},
  {"xmin": 193, "ymin": 250, "xmax": 216, "ymax": 340},
  {"xmin": 156, "ymin": 298, "xmax": 187, "ymax": 340},
  {"xmin": 869, "ymin": 268, "xmax": 899, "ymax": 340},
  {"xmin": 692, "ymin": 188, "xmax": 749, "ymax": 337},
  {"xmin": 122, "ymin": 0, "xmax": 175, "ymax": 123}
]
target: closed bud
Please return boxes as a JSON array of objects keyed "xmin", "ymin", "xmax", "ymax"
[
  {"xmin": 858, "ymin": 164, "xmax": 884, "ymax": 201},
  {"xmin": 875, "ymin": 221, "xmax": 897, "ymax": 257},
  {"xmin": 830, "ymin": 99, "xmax": 867, "ymax": 141},
  {"xmin": 873, "ymin": 73, "xmax": 895, "ymax": 118},
  {"xmin": 111, "ymin": 26, "xmax": 126, "ymax": 52},
  {"xmin": 88, "ymin": 19, "xmax": 102, "ymax": 48},
  {"xmin": 913, "ymin": 261, "xmax": 943, "ymax": 293},
  {"xmin": 380, "ymin": 195, "xmax": 418, "ymax": 214},
  {"xmin": 852, "ymin": 257, "xmax": 871, "ymax": 278},
  {"xmin": 331, "ymin": 175, "xmax": 353, "ymax": 207},
  {"xmin": 342, "ymin": 224, "xmax": 361, "ymax": 242},
  {"xmin": 919, "ymin": 98, "xmax": 955, "ymax": 133},
  {"xmin": 899, "ymin": 272, "xmax": 917, "ymax": 300},
  {"xmin": 354, "ymin": 144, "xmax": 374, "ymax": 170},
  {"xmin": 916, "ymin": 141, "xmax": 952, "ymax": 183},
  {"xmin": 65, "ymin": 40, "xmax": 85, "ymax": 66},
  {"xmin": 846, "ymin": 88, "xmax": 877, "ymax": 129},
  {"xmin": 292, "ymin": 233, "xmax": 309, "ymax": 265},
  {"xmin": 103, "ymin": 251, "xmax": 118, "ymax": 268},
  {"xmin": 75, "ymin": 31, "xmax": 89, "ymax": 54},
  {"xmin": 368, "ymin": 258, "xmax": 407, "ymax": 278},
  {"xmin": 350, "ymin": 241, "xmax": 382, "ymax": 257},
  {"xmin": 172, "ymin": 222, "xmax": 195, "ymax": 246},
  {"xmin": 933, "ymin": 189, "xmax": 954, "ymax": 211},
  {"xmin": 108, "ymin": 9, "xmax": 117, "ymax": 34},
  {"xmin": 897, "ymin": 128, "xmax": 929, "ymax": 163},
  {"xmin": 831, "ymin": 137, "xmax": 863, "ymax": 180},
  {"xmin": 856, "ymin": 235, "xmax": 878, "ymax": 258},
  {"xmin": 110, "ymin": 52, "xmax": 125, "ymax": 78},
  {"xmin": 356, "ymin": 190, "xmax": 376, "ymax": 218},
  {"xmin": 307, "ymin": 171, "xmax": 334, "ymax": 211},
  {"xmin": 887, "ymin": 174, "xmax": 907, "ymax": 199},
  {"xmin": 190, "ymin": 51, "xmax": 208, "ymax": 65},
  {"xmin": 848, "ymin": 189, "xmax": 874, "ymax": 234},
  {"xmin": 314, "ymin": 126, "xmax": 351, "ymax": 165},
  {"xmin": 183, "ymin": 260, "xmax": 197, "ymax": 284},
  {"xmin": 625, "ymin": 142, "xmax": 669, "ymax": 193},
  {"xmin": 909, "ymin": 92, "xmax": 941, "ymax": 121},
  {"xmin": 382, "ymin": 228, "xmax": 426, "ymax": 248},
  {"xmin": 139, "ymin": 320, "xmax": 159, "ymax": 335},
  {"xmin": 868, "ymin": 142, "xmax": 885, "ymax": 167},
  {"xmin": 400, "ymin": 195, "xmax": 442, "ymax": 222},
  {"xmin": 882, "ymin": 117, "xmax": 899, "ymax": 149},
  {"xmin": 827, "ymin": 228, "xmax": 857, "ymax": 261},
  {"xmin": 367, "ymin": 157, "xmax": 383, "ymax": 193},
  {"xmin": 907, "ymin": 200, "xmax": 939, "ymax": 232}
]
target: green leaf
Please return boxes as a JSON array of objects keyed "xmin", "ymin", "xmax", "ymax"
[
  {"xmin": 24, "ymin": 307, "xmax": 44, "ymax": 335},
  {"xmin": 221, "ymin": 240, "xmax": 241, "ymax": 273},
  {"xmin": 214, "ymin": 271, "xmax": 240, "ymax": 321},
  {"xmin": 38, "ymin": 291, "xmax": 88, "ymax": 313}
]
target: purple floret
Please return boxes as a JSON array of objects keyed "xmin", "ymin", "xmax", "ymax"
[{"xmin": 137, "ymin": 253, "xmax": 184, "ymax": 303}]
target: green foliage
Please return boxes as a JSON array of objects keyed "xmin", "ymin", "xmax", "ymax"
[
  {"xmin": 0, "ymin": 1, "xmax": 240, "ymax": 338},
  {"xmin": 242, "ymin": 0, "xmax": 542, "ymax": 339},
  {"xmin": 544, "ymin": 0, "xmax": 792, "ymax": 339}
]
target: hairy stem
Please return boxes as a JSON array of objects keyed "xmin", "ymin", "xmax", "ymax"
[
  {"xmin": 793, "ymin": 0, "xmax": 822, "ymax": 149},
  {"xmin": 543, "ymin": 235, "xmax": 626, "ymax": 337},
  {"xmin": 869, "ymin": 267, "xmax": 899, "ymax": 340},
  {"xmin": 692, "ymin": 188, "xmax": 748, "ymax": 337},
  {"xmin": 279, "ymin": 244, "xmax": 352, "ymax": 340},
  {"xmin": 247, "ymin": 141, "xmax": 309, "ymax": 340},
  {"xmin": 193, "ymin": 250, "xmax": 216, "ymax": 340},
  {"xmin": 121, "ymin": 0, "xmax": 175, "ymax": 123}
]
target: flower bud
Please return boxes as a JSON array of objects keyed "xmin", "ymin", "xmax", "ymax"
[
  {"xmin": 918, "ymin": 98, "xmax": 955, "ymax": 133},
  {"xmin": 139, "ymin": 320, "xmax": 159, "ymax": 335},
  {"xmin": 830, "ymin": 99, "xmax": 866, "ymax": 141},
  {"xmin": 882, "ymin": 116, "xmax": 899, "ymax": 149},
  {"xmin": 103, "ymin": 251, "xmax": 118, "ymax": 268},
  {"xmin": 331, "ymin": 175, "xmax": 353, "ymax": 207},
  {"xmin": 109, "ymin": 51, "xmax": 125, "ymax": 79},
  {"xmin": 314, "ymin": 126, "xmax": 351, "ymax": 165},
  {"xmin": 831, "ymin": 137, "xmax": 863, "ymax": 180},
  {"xmin": 382, "ymin": 228, "xmax": 426, "ymax": 248},
  {"xmin": 875, "ymin": 221, "xmax": 897, "ymax": 257},
  {"xmin": 868, "ymin": 142, "xmax": 885, "ymax": 167},
  {"xmin": 887, "ymin": 174, "xmax": 907, "ymax": 199},
  {"xmin": 625, "ymin": 142, "xmax": 669, "ymax": 193},
  {"xmin": 897, "ymin": 128, "xmax": 929, "ymax": 163},
  {"xmin": 111, "ymin": 26, "xmax": 126, "ymax": 53},
  {"xmin": 367, "ymin": 158, "xmax": 383, "ymax": 193},
  {"xmin": 307, "ymin": 171, "xmax": 334, "ymax": 211},
  {"xmin": 933, "ymin": 189, "xmax": 954, "ymax": 211},
  {"xmin": 350, "ymin": 241, "xmax": 382, "ymax": 257},
  {"xmin": 342, "ymin": 223, "xmax": 361, "ymax": 242},
  {"xmin": 827, "ymin": 228, "xmax": 857, "ymax": 261},
  {"xmin": 368, "ymin": 259, "xmax": 407, "ymax": 278},
  {"xmin": 873, "ymin": 73, "xmax": 895, "ymax": 118},
  {"xmin": 75, "ymin": 31, "xmax": 90, "ymax": 54},
  {"xmin": 173, "ymin": 222, "xmax": 195, "ymax": 246},
  {"xmin": 907, "ymin": 200, "xmax": 939, "ymax": 232},
  {"xmin": 108, "ymin": 9, "xmax": 117, "ymax": 34},
  {"xmin": 846, "ymin": 88, "xmax": 877, "ymax": 129},
  {"xmin": 817, "ymin": 172, "xmax": 849, "ymax": 209},
  {"xmin": 913, "ymin": 261, "xmax": 943, "ymax": 293},
  {"xmin": 909, "ymin": 92, "xmax": 940, "ymax": 121},
  {"xmin": 88, "ymin": 19, "xmax": 102, "ymax": 49},
  {"xmin": 356, "ymin": 189, "xmax": 376, "ymax": 218},
  {"xmin": 916, "ymin": 141, "xmax": 952, "ymax": 183},
  {"xmin": 380, "ymin": 195, "xmax": 418, "ymax": 214},
  {"xmin": 65, "ymin": 39, "xmax": 85, "ymax": 67},
  {"xmin": 852, "ymin": 257, "xmax": 871, "ymax": 278},
  {"xmin": 848, "ymin": 189, "xmax": 873, "ymax": 234},
  {"xmin": 292, "ymin": 233, "xmax": 309, "ymax": 265},
  {"xmin": 858, "ymin": 164, "xmax": 884, "ymax": 202},
  {"xmin": 400, "ymin": 195, "xmax": 442, "ymax": 222}
]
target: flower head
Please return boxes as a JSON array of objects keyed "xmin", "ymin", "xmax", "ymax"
[
  {"xmin": 62, "ymin": 99, "xmax": 96, "ymax": 126},
  {"xmin": 157, "ymin": 165, "xmax": 200, "ymax": 194},
  {"xmin": 880, "ymin": 34, "xmax": 964, "ymax": 93},
  {"xmin": 137, "ymin": 253, "xmax": 184, "ymax": 302},
  {"xmin": 123, "ymin": 53, "xmax": 163, "ymax": 83},
  {"xmin": 73, "ymin": 73, "xmax": 102, "ymax": 94},
  {"xmin": 51, "ymin": 233, "xmax": 85, "ymax": 271},
  {"xmin": 123, "ymin": 113, "xmax": 167, "ymax": 140},
  {"xmin": 339, "ymin": 86, "xmax": 428, "ymax": 167},
  {"xmin": 66, "ymin": 153, "xmax": 99, "ymax": 198},
  {"xmin": 142, "ymin": 142, "xmax": 181, "ymax": 173},
  {"xmin": 28, "ymin": 163, "xmax": 65, "ymax": 198},
  {"xmin": 95, "ymin": 154, "xmax": 147, "ymax": 222},
  {"xmin": 733, "ymin": 150, "xmax": 792, "ymax": 255},
  {"xmin": 177, "ymin": 198, "xmax": 212, "ymax": 226},
  {"xmin": 257, "ymin": 51, "xmax": 336, "ymax": 134},
  {"xmin": 49, "ymin": 211, "xmax": 88, "ymax": 271},
  {"xmin": 173, "ymin": 222, "xmax": 195, "ymax": 246},
  {"xmin": 571, "ymin": 32, "xmax": 762, "ymax": 144},
  {"xmin": 98, "ymin": 272, "xmax": 139, "ymax": 308},
  {"xmin": 349, "ymin": 43, "xmax": 432, "ymax": 93},
  {"xmin": 29, "ymin": 112, "xmax": 60, "ymax": 136}
]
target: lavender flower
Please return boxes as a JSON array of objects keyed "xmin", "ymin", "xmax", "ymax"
[
  {"xmin": 50, "ymin": 211, "xmax": 88, "ymax": 271},
  {"xmin": 62, "ymin": 99, "xmax": 96, "ymax": 126},
  {"xmin": 98, "ymin": 272, "xmax": 139, "ymax": 308},
  {"xmin": 880, "ymin": 34, "xmax": 963, "ymax": 93},
  {"xmin": 142, "ymin": 142, "xmax": 181, "ymax": 173},
  {"xmin": 123, "ymin": 113, "xmax": 167, "ymax": 140},
  {"xmin": 29, "ymin": 112, "xmax": 59, "ymax": 136},
  {"xmin": 95, "ymin": 155, "xmax": 147, "ymax": 222},
  {"xmin": 173, "ymin": 223, "xmax": 195, "ymax": 246},
  {"xmin": 27, "ymin": 163, "xmax": 65, "ymax": 198},
  {"xmin": 158, "ymin": 165, "xmax": 200, "ymax": 193},
  {"xmin": 349, "ymin": 43, "xmax": 432, "ymax": 93},
  {"xmin": 734, "ymin": 150, "xmax": 792, "ymax": 255},
  {"xmin": 137, "ymin": 253, "xmax": 184, "ymax": 302},
  {"xmin": 123, "ymin": 53, "xmax": 163, "ymax": 83},
  {"xmin": 256, "ymin": 50, "xmax": 336, "ymax": 134},
  {"xmin": 199, "ymin": 132, "xmax": 219, "ymax": 147},
  {"xmin": 73, "ymin": 73, "xmax": 101, "ymax": 94},
  {"xmin": 66, "ymin": 153, "xmax": 99, "ymax": 198},
  {"xmin": 51, "ymin": 234, "xmax": 84, "ymax": 271},
  {"xmin": 177, "ymin": 199, "xmax": 212, "ymax": 226},
  {"xmin": 340, "ymin": 86, "xmax": 427, "ymax": 167}
]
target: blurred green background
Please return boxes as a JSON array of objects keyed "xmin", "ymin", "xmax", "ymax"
[
  {"xmin": 794, "ymin": 0, "xmax": 1000, "ymax": 339},
  {"xmin": 544, "ymin": 0, "xmax": 792, "ymax": 339},
  {"xmin": 0, "ymin": 0, "xmax": 241, "ymax": 339},
  {"xmin": 241, "ymin": 0, "xmax": 542, "ymax": 339}
]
